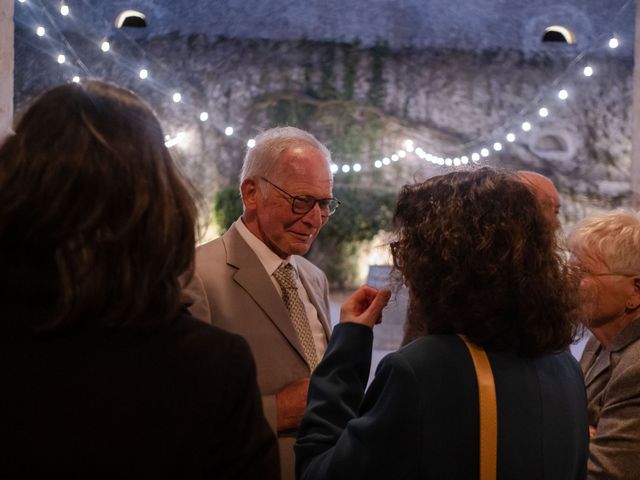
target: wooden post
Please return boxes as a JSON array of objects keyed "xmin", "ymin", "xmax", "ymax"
[{"xmin": 0, "ymin": 0, "xmax": 14, "ymax": 142}]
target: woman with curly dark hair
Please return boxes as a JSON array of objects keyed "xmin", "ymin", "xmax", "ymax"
[
  {"xmin": 0, "ymin": 80, "xmax": 278, "ymax": 478},
  {"xmin": 296, "ymin": 167, "xmax": 588, "ymax": 479}
]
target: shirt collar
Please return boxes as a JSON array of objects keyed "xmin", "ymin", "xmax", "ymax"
[{"xmin": 234, "ymin": 218, "xmax": 295, "ymax": 276}]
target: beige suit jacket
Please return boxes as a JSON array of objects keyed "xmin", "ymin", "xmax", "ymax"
[
  {"xmin": 182, "ymin": 222, "xmax": 331, "ymax": 480},
  {"xmin": 580, "ymin": 318, "xmax": 640, "ymax": 479}
]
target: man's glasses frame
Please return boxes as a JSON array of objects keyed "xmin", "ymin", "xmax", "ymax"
[{"xmin": 260, "ymin": 177, "xmax": 340, "ymax": 216}]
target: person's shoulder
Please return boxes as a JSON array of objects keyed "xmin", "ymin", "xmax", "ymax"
[
  {"xmin": 294, "ymin": 255, "xmax": 325, "ymax": 278},
  {"xmin": 390, "ymin": 335, "xmax": 468, "ymax": 374}
]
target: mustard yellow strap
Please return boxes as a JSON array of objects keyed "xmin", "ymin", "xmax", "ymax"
[{"xmin": 458, "ymin": 334, "xmax": 497, "ymax": 480}]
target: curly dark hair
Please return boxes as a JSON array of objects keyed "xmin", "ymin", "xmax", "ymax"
[
  {"xmin": 391, "ymin": 167, "xmax": 577, "ymax": 355},
  {"xmin": 0, "ymin": 80, "xmax": 198, "ymax": 331}
]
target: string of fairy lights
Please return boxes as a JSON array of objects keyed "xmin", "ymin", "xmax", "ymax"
[{"xmin": 14, "ymin": 0, "xmax": 633, "ymax": 174}]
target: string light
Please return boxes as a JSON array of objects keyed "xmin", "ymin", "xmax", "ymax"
[
  {"xmin": 72, "ymin": 75, "xmax": 80, "ymax": 83},
  {"xmin": 24, "ymin": 1, "xmax": 627, "ymax": 174}
]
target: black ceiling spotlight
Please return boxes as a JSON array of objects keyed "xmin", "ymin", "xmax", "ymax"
[{"xmin": 115, "ymin": 10, "xmax": 147, "ymax": 29}]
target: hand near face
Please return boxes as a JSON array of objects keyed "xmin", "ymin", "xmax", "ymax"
[{"xmin": 340, "ymin": 286, "xmax": 391, "ymax": 328}]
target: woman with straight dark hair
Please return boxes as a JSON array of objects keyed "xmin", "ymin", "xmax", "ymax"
[
  {"xmin": 296, "ymin": 167, "xmax": 588, "ymax": 479},
  {"xmin": 0, "ymin": 80, "xmax": 278, "ymax": 478}
]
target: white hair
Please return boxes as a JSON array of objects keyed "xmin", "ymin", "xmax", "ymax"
[{"xmin": 567, "ymin": 209, "xmax": 640, "ymax": 273}]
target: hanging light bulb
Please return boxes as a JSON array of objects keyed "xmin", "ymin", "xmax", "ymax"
[
  {"xmin": 101, "ymin": 41, "xmax": 110, "ymax": 52},
  {"xmin": 583, "ymin": 66, "xmax": 594, "ymax": 77},
  {"xmin": 608, "ymin": 37, "xmax": 619, "ymax": 49},
  {"xmin": 60, "ymin": 5, "xmax": 70, "ymax": 16},
  {"xmin": 139, "ymin": 69, "xmax": 148, "ymax": 79},
  {"xmin": 199, "ymin": 112, "xmax": 209, "ymax": 122},
  {"xmin": 558, "ymin": 89, "xmax": 568, "ymax": 100},
  {"xmin": 36, "ymin": 26, "xmax": 46, "ymax": 37}
]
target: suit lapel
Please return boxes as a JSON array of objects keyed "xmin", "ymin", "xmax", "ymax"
[
  {"xmin": 223, "ymin": 225, "xmax": 308, "ymax": 364},
  {"xmin": 297, "ymin": 263, "xmax": 331, "ymax": 340}
]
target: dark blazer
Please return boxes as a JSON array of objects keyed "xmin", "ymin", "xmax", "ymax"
[
  {"xmin": 296, "ymin": 323, "xmax": 589, "ymax": 480},
  {"xmin": 580, "ymin": 319, "xmax": 640, "ymax": 479},
  {"xmin": 182, "ymin": 222, "xmax": 331, "ymax": 480},
  {"xmin": 0, "ymin": 308, "xmax": 278, "ymax": 479}
]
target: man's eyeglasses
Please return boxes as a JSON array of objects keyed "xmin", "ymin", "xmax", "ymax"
[
  {"xmin": 574, "ymin": 265, "xmax": 639, "ymax": 279},
  {"xmin": 260, "ymin": 177, "xmax": 340, "ymax": 216}
]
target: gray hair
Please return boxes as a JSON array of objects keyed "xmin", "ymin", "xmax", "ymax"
[
  {"xmin": 567, "ymin": 209, "xmax": 640, "ymax": 274},
  {"xmin": 239, "ymin": 126, "xmax": 332, "ymax": 184}
]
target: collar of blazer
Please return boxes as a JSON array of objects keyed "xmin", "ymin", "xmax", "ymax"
[{"xmin": 222, "ymin": 223, "xmax": 329, "ymax": 365}]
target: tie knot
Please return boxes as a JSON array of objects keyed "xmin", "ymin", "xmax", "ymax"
[{"xmin": 274, "ymin": 263, "xmax": 297, "ymax": 290}]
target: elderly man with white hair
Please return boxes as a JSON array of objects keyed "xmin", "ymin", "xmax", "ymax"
[{"xmin": 568, "ymin": 209, "xmax": 640, "ymax": 479}]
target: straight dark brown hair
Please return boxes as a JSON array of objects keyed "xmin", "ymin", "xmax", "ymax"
[{"xmin": 0, "ymin": 80, "xmax": 198, "ymax": 331}]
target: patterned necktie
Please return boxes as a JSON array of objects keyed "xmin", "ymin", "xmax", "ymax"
[{"xmin": 273, "ymin": 263, "xmax": 319, "ymax": 371}]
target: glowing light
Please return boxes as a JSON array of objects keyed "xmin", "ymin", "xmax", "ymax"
[
  {"xmin": 199, "ymin": 112, "xmax": 209, "ymax": 122},
  {"xmin": 36, "ymin": 26, "xmax": 45, "ymax": 37},
  {"xmin": 521, "ymin": 122, "xmax": 532, "ymax": 132},
  {"xmin": 353, "ymin": 163, "xmax": 362, "ymax": 172},
  {"xmin": 415, "ymin": 147, "xmax": 425, "ymax": 157},
  {"xmin": 403, "ymin": 139, "xmax": 414, "ymax": 152},
  {"xmin": 341, "ymin": 165, "xmax": 351, "ymax": 173},
  {"xmin": 391, "ymin": 154, "xmax": 399, "ymax": 162},
  {"xmin": 453, "ymin": 158, "xmax": 461, "ymax": 166},
  {"xmin": 609, "ymin": 37, "xmax": 619, "ymax": 49},
  {"xmin": 444, "ymin": 158, "xmax": 452, "ymax": 166},
  {"xmin": 382, "ymin": 157, "xmax": 391, "ymax": 165},
  {"xmin": 543, "ymin": 26, "xmax": 576, "ymax": 44},
  {"xmin": 101, "ymin": 41, "xmax": 110, "ymax": 52},
  {"xmin": 461, "ymin": 156, "xmax": 469, "ymax": 164},
  {"xmin": 437, "ymin": 158, "xmax": 445, "ymax": 166},
  {"xmin": 57, "ymin": 54, "xmax": 66, "ymax": 64},
  {"xmin": 397, "ymin": 150, "xmax": 406, "ymax": 158},
  {"xmin": 493, "ymin": 142, "xmax": 502, "ymax": 151},
  {"xmin": 18, "ymin": 0, "xmax": 26, "ymax": 3},
  {"xmin": 558, "ymin": 89, "xmax": 568, "ymax": 100},
  {"xmin": 165, "ymin": 132, "xmax": 185, "ymax": 148},
  {"xmin": 538, "ymin": 107, "xmax": 549, "ymax": 118},
  {"xmin": 247, "ymin": 139, "xmax": 256, "ymax": 148},
  {"xmin": 60, "ymin": 5, "xmax": 70, "ymax": 16},
  {"xmin": 480, "ymin": 148, "xmax": 490, "ymax": 157},
  {"xmin": 172, "ymin": 92, "xmax": 182, "ymax": 103},
  {"xmin": 471, "ymin": 152, "xmax": 480, "ymax": 162},
  {"xmin": 72, "ymin": 76, "xmax": 80, "ymax": 83},
  {"xmin": 330, "ymin": 164, "xmax": 339, "ymax": 173},
  {"xmin": 139, "ymin": 69, "xmax": 148, "ymax": 79},
  {"xmin": 374, "ymin": 160, "xmax": 383, "ymax": 168},
  {"xmin": 583, "ymin": 66, "xmax": 593, "ymax": 77},
  {"xmin": 506, "ymin": 133, "xmax": 516, "ymax": 142},
  {"xmin": 224, "ymin": 126, "xmax": 234, "ymax": 136}
]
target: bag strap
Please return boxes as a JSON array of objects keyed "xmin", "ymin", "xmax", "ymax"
[{"xmin": 458, "ymin": 334, "xmax": 497, "ymax": 480}]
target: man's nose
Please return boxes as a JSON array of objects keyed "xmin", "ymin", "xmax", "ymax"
[{"xmin": 302, "ymin": 203, "xmax": 325, "ymax": 227}]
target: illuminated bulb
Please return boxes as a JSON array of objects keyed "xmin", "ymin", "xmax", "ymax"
[
  {"xmin": 583, "ymin": 66, "xmax": 593, "ymax": 77},
  {"xmin": 60, "ymin": 5, "xmax": 69, "ymax": 15},
  {"xmin": 391, "ymin": 154, "xmax": 399, "ymax": 162},
  {"xmin": 172, "ymin": 93, "xmax": 181, "ymax": 103},
  {"xmin": 57, "ymin": 54, "xmax": 66, "ymax": 64},
  {"xmin": 493, "ymin": 142, "xmax": 502, "ymax": 151},
  {"xmin": 437, "ymin": 158, "xmax": 445, "ymax": 166},
  {"xmin": 341, "ymin": 165, "xmax": 351, "ymax": 173},
  {"xmin": 445, "ymin": 158, "xmax": 453, "ymax": 166},
  {"xmin": 247, "ymin": 139, "xmax": 256, "ymax": 148},
  {"xmin": 471, "ymin": 153, "xmax": 480, "ymax": 162},
  {"xmin": 480, "ymin": 148, "xmax": 490, "ymax": 157},
  {"xmin": 506, "ymin": 133, "xmax": 516, "ymax": 142},
  {"xmin": 609, "ymin": 37, "xmax": 619, "ymax": 49},
  {"xmin": 199, "ymin": 112, "xmax": 208, "ymax": 122},
  {"xmin": 72, "ymin": 76, "xmax": 80, "ymax": 83},
  {"xmin": 461, "ymin": 156, "xmax": 469, "ymax": 164},
  {"xmin": 538, "ymin": 107, "xmax": 549, "ymax": 118},
  {"xmin": 139, "ymin": 69, "xmax": 148, "ymax": 79},
  {"xmin": 353, "ymin": 163, "xmax": 362, "ymax": 172},
  {"xmin": 382, "ymin": 157, "xmax": 391, "ymax": 165},
  {"xmin": 18, "ymin": 0, "xmax": 26, "ymax": 3},
  {"xmin": 224, "ymin": 126, "xmax": 234, "ymax": 136},
  {"xmin": 397, "ymin": 150, "xmax": 406, "ymax": 158},
  {"xmin": 521, "ymin": 122, "xmax": 532, "ymax": 132},
  {"xmin": 558, "ymin": 89, "xmax": 568, "ymax": 100},
  {"xmin": 36, "ymin": 26, "xmax": 45, "ymax": 37},
  {"xmin": 403, "ymin": 139, "xmax": 414, "ymax": 152},
  {"xmin": 164, "ymin": 134, "xmax": 171, "ymax": 141},
  {"xmin": 374, "ymin": 160, "xmax": 383, "ymax": 168},
  {"xmin": 415, "ymin": 147, "xmax": 425, "ymax": 157},
  {"xmin": 453, "ymin": 158, "xmax": 461, "ymax": 166},
  {"xmin": 330, "ymin": 164, "xmax": 339, "ymax": 173},
  {"xmin": 101, "ymin": 41, "xmax": 110, "ymax": 52}
]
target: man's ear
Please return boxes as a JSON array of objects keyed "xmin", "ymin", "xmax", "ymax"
[
  {"xmin": 626, "ymin": 277, "xmax": 640, "ymax": 310},
  {"xmin": 240, "ymin": 178, "xmax": 258, "ymax": 211}
]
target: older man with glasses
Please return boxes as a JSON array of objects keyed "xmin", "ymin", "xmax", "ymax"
[
  {"xmin": 183, "ymin": 126, "xmax": 338, "ymax": 480},
  {"xmin": 568, "ymin": 209, "xmax": 640, "ymax": 479}
]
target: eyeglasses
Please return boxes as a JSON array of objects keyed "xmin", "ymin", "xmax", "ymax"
[
  {"xmin": 260, "ymin": 177, "xmax": 341, "ymax": 216},
  {"xmin": 574, "ymin": 266, "xmax": 639, "ymax": 279}
]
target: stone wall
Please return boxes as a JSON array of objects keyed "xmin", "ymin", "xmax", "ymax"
[{"xmin": 14, "ymin": 31, "xmax": 633, "ymax": 223}]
